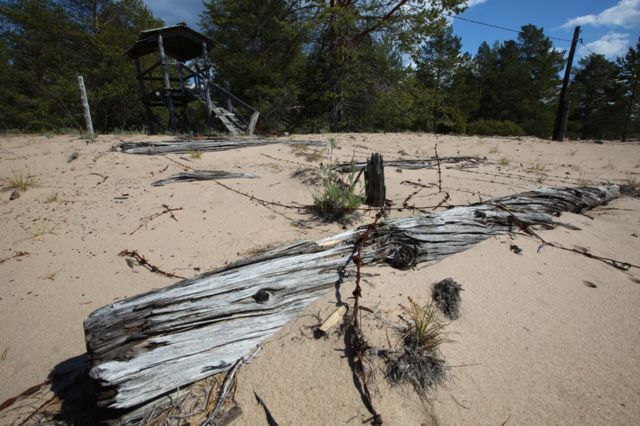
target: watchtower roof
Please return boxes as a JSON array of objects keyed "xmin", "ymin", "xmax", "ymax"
[{"xmin": 126, "ymin": 23, "xmax": 214, "ymax": 62}]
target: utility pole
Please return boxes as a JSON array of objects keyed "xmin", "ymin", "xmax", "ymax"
[
  {"xmin": 553, "ymin": 26, "xmax": 580, "ymax": 142},
  {"xmin": 77, "ymin": 75, "xmax": 94, "ymax": 137}
]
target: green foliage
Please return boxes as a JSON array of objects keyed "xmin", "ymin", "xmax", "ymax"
[
  {"xmin": 0, "ymin": 0, "xmax": 162, "ymax": 132},
  {"xmin": 312, "ymin": 139, "xmax": 363, "ymax": 220},
  {"xmin": 466, "ymin": 119, "xmax": 524, "ymax": 136}
]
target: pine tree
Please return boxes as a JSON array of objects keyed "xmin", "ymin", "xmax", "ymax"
[
  {"xmin": 200, "ymin": 0, "xmax": 308, "ymax": 131},
  {"xmin": 618, "ymin": 37, "xmax": 640, "ymax": 141},
  {"xmin": 569, "ymin": 53, "xmax": 622, "ymax": 139}
]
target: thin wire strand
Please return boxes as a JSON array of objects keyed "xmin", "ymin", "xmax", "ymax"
[{"xmin": 448, "ymin": 14, "xmax": 574, "ymax": 43}]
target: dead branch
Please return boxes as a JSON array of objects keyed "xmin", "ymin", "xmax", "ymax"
[
  {"xmin": 130, "ymin": 204, "xmax": 183, "ymax": 235},
  {"xmin": 253, "ymin": 392, "xmax": 279, "ymax": 426},
  {"xmin": 0, "ymin": 251, "xmax": 29, "ymax": 265},
  {"xmin": 118, "ymin": 249, "xmax": 185, "ymax": 279}
]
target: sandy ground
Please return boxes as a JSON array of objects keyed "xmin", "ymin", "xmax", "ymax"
[{"xmin": 0, "ymin": 132, "xmax": 639, "ymax": 425}]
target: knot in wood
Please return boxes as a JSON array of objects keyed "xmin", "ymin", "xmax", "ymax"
[{"xmin": 385, "ymin": 238, "xmax": 418, "ymax": 270}]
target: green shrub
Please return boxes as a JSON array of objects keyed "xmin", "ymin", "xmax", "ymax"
[
  {"xmin": 466, "ymin": 119, "xmax": 525, "ymax": 137},
  {"xmin": 312, "ymin": 138, "xmax": 363, "ymax": 220}
]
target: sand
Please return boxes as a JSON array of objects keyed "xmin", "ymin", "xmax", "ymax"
[{"xmin": 0, "ymin": 132, "xmax": 639, "ymax": 425}]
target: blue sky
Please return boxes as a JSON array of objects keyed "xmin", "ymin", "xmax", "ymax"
[{"xmin": 143, "ymin": 0, "xmax": 640, "ymax": 59}]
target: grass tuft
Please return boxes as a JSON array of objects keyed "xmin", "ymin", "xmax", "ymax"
[
  {"xmin": 189, "ymin": 150, "xmax": 202, "ymax": 159},
  {"xmin": 6, "ymin": 171, "xmax": 36, "ymax": 192},
  {"xmin": 498, "ymin": 157, "xmax": 510, "ymax": 166},
  {"xmin": 45, "ymin": 193, "xmax": 59, "ymax": 203},
  {"xmin": 386, "ymin": 298, "xmax": 447, "ymax": 396},
  {"xmin": 311, "ymin": 138, "xmax": 363, "ymax": 220}
]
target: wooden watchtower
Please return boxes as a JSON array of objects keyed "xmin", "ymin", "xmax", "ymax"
[{"xmin": 126, "ymin": 24, "xmax": 259, "ymax": 135}]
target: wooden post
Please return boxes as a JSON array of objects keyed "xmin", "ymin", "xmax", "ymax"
[
  {"xmin": 365, "ymin": 153, "xmax": 385, "ymax": 207},
  {"xmin": 158, "ymin": 34, "xmax": 176, "ymax": 132},
  {"xmin": 224, "ymin": 80, "xmax": 233, "ymax": 112},
  {"xmin": 77, "ymin": 75, "xmax": 94, "ymax": 136},
  {"xmin": 134, "ymin": 57, "xmax": 155, "ymax": 134},
  {"xmin": 553, "ymin": 26, "xmax": 580, "ymax": 142}
]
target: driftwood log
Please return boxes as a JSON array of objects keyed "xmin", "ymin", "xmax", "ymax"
[
  {"xmin": 84, "ymin": 185, "xmax": 620, "ymax": 414},
  {"xmin": 334, "ymin": 156, "xmax": 485, "ymax": 172},
  {"xmin": 152, "ymin": 170, "xmax": 257, "ymax": 187},
  {"xmin": 118, "ymin": 139, "xmax": 324, "ymax": 155}
]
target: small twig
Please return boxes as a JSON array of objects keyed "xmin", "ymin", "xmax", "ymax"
[
  {"xmin": 254, "ymin": 392, "xmax": 280, "ymax": 426},
  {"xmin": 202, "ymin": 360, "xmax": 242, "ymax": 426},
  {"xmin": 88, "ymin": 172, "xmax": 108, "ymax": 185},
  {"xmin": 450, "ymin": 395, "xmax": 470, "ymax": 410},
  {"xmin": 0, "ymin": 251, "xmax": 29, "ymax": 265},
  {"xmin": 130, "ymin": 204, "xmax": 183, "ymax": 235},
  {"xmin": 118, "ymin": 249, "xmax": 185, "ymax": 279}
]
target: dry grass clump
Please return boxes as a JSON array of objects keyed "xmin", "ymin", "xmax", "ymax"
[
  {"xmin": 5, "ymin": 171, "xmax": 36, "ymax": 192},
  {"xmin": 189, "ymin": 150, "xmax": 203, "ymax": 159},
  {"xmin": 498, "ymin": 157, "xmax": 510, "ymax": 166},
  {"xmin": 311, "ymin": 139, "xmax": 363, "ymax": 220},
  {"xmin": 529, "ymin": 160, "xmax": 547, "ymax": 172},
  {"xmin": 45, "ymin": 193, "xmax": 58, "ymax": 203},
  {"xmin": 431, "ymin": 278, "xmax": 463, "ymax": 320},
  {"xmin": 386, "ymin": 298, "xmax": 446, "ymax": 395}
]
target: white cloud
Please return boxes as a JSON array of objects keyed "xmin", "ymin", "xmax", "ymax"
[
  {"xmin": 467, "ymin": 0, "xmax": 489, "ymax": 7},
  {"xmin": 562, "ymin": 0, "xmax": 640, "ymax": 29},
  {"xmin": 578, "ymin": 32, "xmax": 630, "ymax": 57}
]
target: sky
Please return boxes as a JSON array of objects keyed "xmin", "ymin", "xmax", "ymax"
[{"xmin": 143, "ymin": 0, "xmax": 640, "ymax": 60}]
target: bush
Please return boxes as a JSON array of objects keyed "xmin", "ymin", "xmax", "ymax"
[
  {"xmin": 311, "ymin": 138, "xmax": 363, "ymax": 220},
  {"xmin": 466, "ymin": 119, "xmax": 525, "ymax": 137}
]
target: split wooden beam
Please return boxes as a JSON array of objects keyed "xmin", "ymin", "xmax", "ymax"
[{"xmin": 84, "ymin": 185, "xmax": 621, "ymax": 415}]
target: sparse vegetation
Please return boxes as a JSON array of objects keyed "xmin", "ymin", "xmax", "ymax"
[
  {"xmin": 498, "ymin": 157, "xmax": 510, "ymax": 166},
  {"xmin": 489, "ymin": 145, "xmax": 499, "ymax": 154},
  {"xmin": 626, "ymin": 173, "xmax": 639, "ymax": 190},
  {"xmin": 290, "ymin": 143, "xmax": 324, "ymax": 162},
  {"xmin": 386, "ymin": 298, "xmax": 446, "ymax": 396},
  {"xmin": 603, "ymin": 159, "xmax": 615, "ymax": 170},
  {"xmin": 529, "ymin": 160, "xmax": 547, "ymax": 172},
  {"xmin": 45, "ymin": 193, "xmax": 59, "ymax": 203},
  {"xmin": 311, "ymin": 138, "xmax": 363, "ymax": 220},
  {"xmin": 577, "ymin": 171, "xmax": 590, "ymax": 186},
  {"xmin": 189, "ymin": 150, "xmax": 202, "ymax": 159},
  {"xmin": 5, "ymin": 171, "xmax": 36, "ymax": 192},
  {"xmin": 30, "ymin": 222, "xmax": 56, "ymax": 240}
]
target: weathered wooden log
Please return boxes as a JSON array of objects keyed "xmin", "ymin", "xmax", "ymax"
[
  {"xmin": 118, "ymin": 139, "xmax": 324, "ymax": 155},
  {"xmin": 334, "ymin": 156, "xmax": 485, "ymax": 172},
  {"xmin": 84, "ymin": 185, "xmax": 620, "ymax": 414},
  {"xmin": 152, "ymin": 170, "xmax": 257, "ymax": 186}
]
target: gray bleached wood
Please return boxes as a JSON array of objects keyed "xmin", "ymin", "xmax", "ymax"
[
  {"xmin": 118, "ymin": 139, "xmax": 324, "ymax": 155},
  {"xmin": 152, "ymin": 170, "xmax": 257, "ymax": 186},
  {"xmin": 84, "ymin": 185, "xmax": 620, "ymax": 413}
]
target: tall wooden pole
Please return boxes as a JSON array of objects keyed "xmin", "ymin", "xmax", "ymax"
[
  {"xmin": 77, "ymin": 76, "xmax": 94, "ymax": 136},
  {"xmin": 553, "ymin": 26, "xmax": 580, "ymax": 142},
  {"xmin": 158, "ymin": 34, "xmax": 176, "ymax": 132}
]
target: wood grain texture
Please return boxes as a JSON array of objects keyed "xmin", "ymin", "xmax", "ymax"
[
  {"xmin": 118, "ymin": 139, "xmax": 324, "ymax": 155},
  {"xmin": 84, "ymin": 185, "xmax": 620, "ymax": 412},
  {"xmin": 151, "ymin": 170, "xmax": 257, "ymax": 186}
]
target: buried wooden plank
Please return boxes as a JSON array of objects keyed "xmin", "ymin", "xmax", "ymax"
[
  {"xmin": 84, "ymin": 185, "xmax": 621, "ymax": 414},
  {"xmin": 152, "ymin": 170, "xmax": 257, "ymax": 186},
  {"xmin": 118, "ymin": 139, "xmax": 324, "ymax": 155}
]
